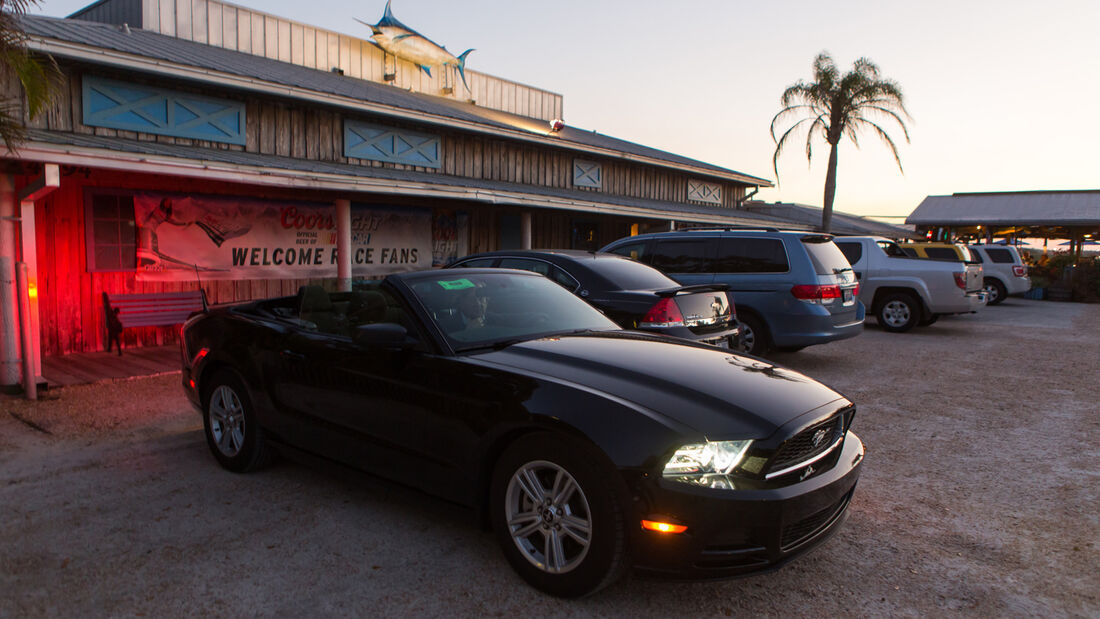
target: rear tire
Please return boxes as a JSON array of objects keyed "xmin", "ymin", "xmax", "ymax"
[
  {"xmin": 984, "ymin": 277, "xmax": 1007, "ymax": 306},
  {"xmin": 490, "ymin": 433, "xmax": 628, "ymax": 598},
  {"xmin": 202, "ymin": 369, "xmax": 271, "ymax": 473},
  {"xmin": 735, "ymin": 314, "xmax": 771, "ymax": 356},
  {"xmin": 877, "ymin": 293, "xmax": 919, "ymax": 333}
]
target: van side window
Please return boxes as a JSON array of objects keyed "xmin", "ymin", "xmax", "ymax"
[
  {"xmin": 714, "ymin": 238, "xmax": 788, "ymax": 273},
  {"xmin": 985, "ymin": 248, "xmax": 1015, "ymax": 263},
  {"xmin": 836, "ymin": 242, "xmax": 862, "ymax": 265},
  {"xmin": 607, "ymin": 241, "xmax": 649, "ymax": 262},
  {"xmin": 925, "ymin": 247, "xmax": 961, "ymax": 260},
  {"xmin": 650, "ymin": 240, "xmax": 710, "ymax": 273}
]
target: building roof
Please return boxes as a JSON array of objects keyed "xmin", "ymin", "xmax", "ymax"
[
  {"xmin": 23, "ymin": 128, "xmax": 790, "ymax": 227},
  {"xmin": 742, "ymin": 201, "xmax": 918, "ymax": 238},
  {"xmin": 22, "ymin": 14, "xmax": 772, "ymax": 187},
  {"xmin": 907, "ymin": 191, "xmax": 1100, "ymax": 226}
]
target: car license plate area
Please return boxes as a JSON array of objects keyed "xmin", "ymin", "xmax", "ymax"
[{"xmin": 842, "ymin": 288, "xmax": 855, "ymax": 306}]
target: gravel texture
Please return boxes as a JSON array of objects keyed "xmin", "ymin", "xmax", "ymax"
[{"xmin": 1, "ymin": 298, "xmax": 1097, "ymax": 616}]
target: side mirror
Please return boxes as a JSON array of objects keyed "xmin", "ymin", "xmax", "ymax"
[{"xmin": 353, "ymin": 323, "xmax": 409, "ymax": 349}]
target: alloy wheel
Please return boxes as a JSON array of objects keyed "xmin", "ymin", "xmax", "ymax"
[
  {"xmin": 983, "ymin": 283, "xmax": 1000, "ymax": 304},
  {"xmin": 739, "ymin": 323, "xmax": 755, "ymax": 353},
  {"xmin": 208, "ymin": 385, "xmax": 246, "ymax": 457},
  {"xmin": 882, "ymin": 300, "xmax": 911, "ymax": 328},
  {"xmin": 504, "ymin": 460, "xmax": 593, "ymax": 574}
]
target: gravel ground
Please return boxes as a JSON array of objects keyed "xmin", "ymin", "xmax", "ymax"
[{"xmin": 1, "ymin": 298, "xmax": 1098, "ymax": 617}]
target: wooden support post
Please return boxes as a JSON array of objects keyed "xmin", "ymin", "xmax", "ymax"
[
  {"xmin": 16, "ymin": 263, "xmax": 35, "ymax": 400},
  {"xmin": 0, "ymin": 175, "xmax": 18, "ymax": 389},
  {"xmin": 521, "ymin": 212, "xmax": 532, "ymax": 249},
  {"xmin": 335, "ymin": 199, "xmax": 352, "ymax": 292}
]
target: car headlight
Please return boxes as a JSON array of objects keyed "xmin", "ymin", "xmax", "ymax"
[{"xmin": 663, "ymin": 440, "xmax": 752, "ymax": 483}]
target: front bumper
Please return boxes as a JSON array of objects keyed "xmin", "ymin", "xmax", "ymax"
[{"xmin": 626, "ymin": 432, "xmax": 864, "ymax": 580}]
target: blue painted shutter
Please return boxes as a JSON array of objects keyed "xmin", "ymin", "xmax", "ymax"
[
  {"xmin": 344, "ymin": 120, "xmax": 441, "ymax": 168},
  {"xmin": 83, "ymin": 76, "xmax": 246, "ymax": 145}
]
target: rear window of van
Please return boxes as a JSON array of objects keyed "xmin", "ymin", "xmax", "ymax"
[{"xmin": 802, "ymin": 237, "xmax": 853, "ymax": 275}]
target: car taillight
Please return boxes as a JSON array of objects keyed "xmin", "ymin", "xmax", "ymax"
[
  {"xmin": 640, "ymin": 297, "xmax": 685, "ymax": 328},
  {"xmin": 953, "ymin": 272, "xmax": 967, "ymax": 289},
  {"xmin": 1013, "ymin": 265, "xmax": 1027, "ymax": 277},
  {"xmin": 791, "ymin": 284, "xmax": 842, "ymax": 304},
  {"xmin": 852, "ymin": 283, "xmax": 861, "ymax": 297}
]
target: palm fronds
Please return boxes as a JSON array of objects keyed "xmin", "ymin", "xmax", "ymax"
[
  {"xmin": 0, "ymin": 0, "xmax": 60, "ymax": 153},
  {"xmin": 770, "ymin": 52, "xmax": 911, "ymax": 232}
]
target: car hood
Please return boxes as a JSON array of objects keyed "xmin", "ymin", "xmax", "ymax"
[{"xmin": 469, "ymin": 332, "xmax": 846, "ymax": 439}]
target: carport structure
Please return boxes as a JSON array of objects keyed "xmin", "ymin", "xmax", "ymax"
[{"xmin": 907, "ymin": 190, "xmax": 1100, "ymax": 260}]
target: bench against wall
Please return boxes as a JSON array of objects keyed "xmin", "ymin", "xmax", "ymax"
[{"xmin": 101, "ymin": 290, "xmax": 208, "ymax": 337}]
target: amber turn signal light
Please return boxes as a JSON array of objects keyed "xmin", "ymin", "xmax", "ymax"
[{"xmin": 641, "ymin": 520, "xmax": 687, "ymax": 534}]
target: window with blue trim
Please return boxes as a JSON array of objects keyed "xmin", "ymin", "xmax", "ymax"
[
  {"xmin": 83, "ymin": 76, "xmax": 247, "ymax": 145},
  {"xmin": 344, "ymin": 120, "xmax": 441, "ymax": 168}
]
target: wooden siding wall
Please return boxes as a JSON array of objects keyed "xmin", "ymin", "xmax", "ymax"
[
  {"xmin": 16, "ymin": 167, "xmax": 627, "ymax": 357},
  {"xmin": 19, "ymin": 169, "xmax": 351, "ymax": 356},
  {"xmin": 27, "ymin": 68, "xmax": 752, "ymax": 209},
  {"xmin": 122, "ymin": 0, "xmax": 565, "ymax": 121},
  {"xmin": 69, "ymin": 0, "xmax": 143, "ymax": 27}
]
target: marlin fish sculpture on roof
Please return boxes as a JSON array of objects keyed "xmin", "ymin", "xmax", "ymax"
[{"xmin": 357, "ymin": 1, "xmax": 475, "ymax": 92}]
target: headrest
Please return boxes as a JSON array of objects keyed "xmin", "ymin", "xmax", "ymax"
[{"xmin": 297, "ymin": 285, "xmax": 333, "ymax": 313}]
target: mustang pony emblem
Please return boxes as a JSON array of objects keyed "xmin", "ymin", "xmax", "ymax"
[
  {"xmin": 812, "ymin": 428, "xmax": 829, "ymax": 448},
  {"xmin": 358, "ymin": 1, "xmax": 475, "ymax": 91}
]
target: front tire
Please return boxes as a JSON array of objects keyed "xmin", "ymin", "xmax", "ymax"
[
  {"xmin": 877, "ymin": 293, "xmax": 919, "ymax": 333},
  {"xmin": 202, "ymin": 369, "xmax": 271, "ymax": 473},
  {"xmin": 984, "ymin": 277, "xmax": 1007, "ymax": 306},
  {"xmin": 490, "ymin": 433, "xmax": 628, "ymax": 598}
]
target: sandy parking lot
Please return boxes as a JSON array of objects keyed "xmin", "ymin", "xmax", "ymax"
[{"xmin": 2, "ymin": 298, "xmax": 1098, "ymax": 616}]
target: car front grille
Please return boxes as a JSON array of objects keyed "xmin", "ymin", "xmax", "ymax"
[
  {"xmin": 767, "ymin": 415, "xmax": 844, "ymax": 473},
  {"xmin": 780, "ymin": 489, "xmax": 853, "ymax": 551}
]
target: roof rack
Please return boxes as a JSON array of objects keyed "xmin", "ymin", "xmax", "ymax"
[{"xmin": 679, "ymin": 226, "xmax": 781, "ymax": 232}]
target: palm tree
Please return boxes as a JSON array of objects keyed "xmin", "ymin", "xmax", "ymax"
[
  {"xmin": 771, "ymin": 52, "xmax": 910, "ymax": 233},
  {"xmin": 0, "ymin": 0, "xmax": 58, "ymax": 152}
]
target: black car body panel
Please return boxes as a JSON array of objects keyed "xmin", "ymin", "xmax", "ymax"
[{"xmin": 181, "ymin": 269, "xmax": 862, "ymax": 582}]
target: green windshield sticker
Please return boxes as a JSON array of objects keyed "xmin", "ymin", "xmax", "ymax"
[{"xmin": 437, "ymin": 278, "xmax": 475, "ymax": 290}]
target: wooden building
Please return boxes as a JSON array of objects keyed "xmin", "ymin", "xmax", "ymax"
[{"xmin": 1, "ymin": 0, "xmax": 780, "ymax": 385}]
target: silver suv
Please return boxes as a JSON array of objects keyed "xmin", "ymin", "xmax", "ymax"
[{"xmin": 966, "ymin": 245, "xmax": 1031, "ymax": 305}]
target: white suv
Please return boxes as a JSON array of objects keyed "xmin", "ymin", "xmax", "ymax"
[{"xmin": 967, "ymin": 245, "xmax": 1030, "ymax": 305}]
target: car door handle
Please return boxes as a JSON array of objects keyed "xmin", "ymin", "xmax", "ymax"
[{"xmin": 280, "ymin": 350, "xmax": 306, "ymax": 361}]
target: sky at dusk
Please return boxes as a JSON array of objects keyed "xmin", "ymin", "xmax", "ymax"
[{"xmin": 29, "ymin": 0, "xmax": 1100, "ymax": 221}]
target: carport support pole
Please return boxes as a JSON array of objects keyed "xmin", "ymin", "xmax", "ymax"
[
  {"xmin": 335, "ymin": 199, "xmax": 351, "ymax": 292},
  {"xmin": 0, "ymin": 174, "xmax": 20, "ymax": 389},
  {"xmin": 521, "ymin": 212, "xmax": 532, "ymax": 249}
]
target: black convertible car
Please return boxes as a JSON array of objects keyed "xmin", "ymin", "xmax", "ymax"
[{"xmin": 181, "ymin": 269, "xmax": 864, "ymax": 598}]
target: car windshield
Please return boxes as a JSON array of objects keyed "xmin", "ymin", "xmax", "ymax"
[{"xmin": 406, "ymin": 271, "xmax": 620, "ymax": 352}]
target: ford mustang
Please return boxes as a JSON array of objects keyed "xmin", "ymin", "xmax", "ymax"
[{"xmin": 181, "ymin": 268, "xmax": 864, "ymax": 598}]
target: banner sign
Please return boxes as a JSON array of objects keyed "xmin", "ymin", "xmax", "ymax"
[
  {"xmin": 431, "ymin": 210, "xmax": 469, "ymax": 267},
  {"xmin": 133, "ymin": 193, "xmax": 431, "ymax": 281}
]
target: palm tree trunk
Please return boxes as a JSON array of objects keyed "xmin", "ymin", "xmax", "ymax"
[{"xmin": 821, "ymin": 143, "xmax": 839, "ymax": 233}]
